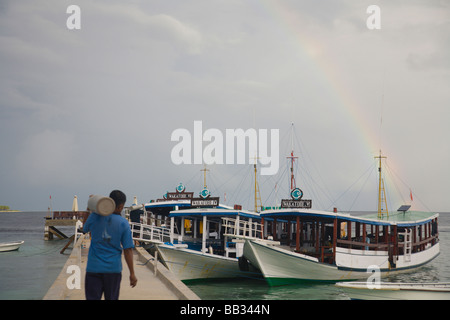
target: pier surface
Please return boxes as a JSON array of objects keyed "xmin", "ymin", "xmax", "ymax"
[{"xmin": 43, "ymin": 236, "xmax": 200, "ymax": 300}]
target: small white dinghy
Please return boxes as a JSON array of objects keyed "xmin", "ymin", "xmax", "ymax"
[
  {"xmin": 0, "ymin": 241, "xmax": 24, "ymax": 252},
  {"xmin": 336, "ymin": 281, "xmax": 450, "ymax": 300}
]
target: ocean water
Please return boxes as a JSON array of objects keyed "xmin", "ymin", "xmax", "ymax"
[
  {"xmin": 0, "ymin": 211, "xmax": 73, "ymax": 300},
  {"xmin": 186, "ymin": 212, "xmax": 450, "ymax": 300},
  {"xmin": 0, "ymin": 211, "xmax": 449, "ymax": 300}
]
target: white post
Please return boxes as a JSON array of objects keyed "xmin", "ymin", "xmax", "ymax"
[
  {"xmin": 223, "ymin": 218, "xmax": 228, "ymax": 235},
  {"xmin": 170, "ymin": 217, "xmax": 174, "ymax": 244},
  {"xmin": 181, "ymin": 217, "xmax": 185, "ymax": 241},
  {"xmin": 75, "ymin": 220, "xmax": 83, "ymax": 241},
  {"xmin": 150, "ymin": 222, "xmax": 154, "ymax": 241},
  {"xmin": 264, "ymin": 220, "xmax": 268, "ymax": 238},
  {"xmin": 143, "ymin": 205, "xmax": 147, "ymax": 224},
  {"xmin": 154, "ymin": 251, "xmax": 158, "ymax": 275},
  {"xmin": 202, "ymin": 215, "xmax": 207, "ymax": 253},
  {"xmin": 194, "ymin": 218, "xmax": 197, "ymax": 238}
]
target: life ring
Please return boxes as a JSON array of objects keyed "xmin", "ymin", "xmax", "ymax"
[{"xmin": 238, "ymin": 256, "xmax": 249, "ymax": 272}]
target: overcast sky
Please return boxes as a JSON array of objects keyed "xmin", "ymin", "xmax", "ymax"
[{"xmin": 1, "ymin": 0, "xmax": 449, "ymax": 213}]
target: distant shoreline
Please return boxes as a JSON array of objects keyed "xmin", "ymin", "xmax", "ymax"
[{"xmin": 0, "ymin": 210, "xmax": 21, "ymax": 213}]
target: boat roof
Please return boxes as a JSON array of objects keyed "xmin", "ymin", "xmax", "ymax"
[
  {"xmin": 144, "ymin": 200, "xmax": 192, "ymax": 209},
  {"xmin": 144, "ymin": 200, "xmax": 234, "ymax": 210},
  {"xmin": 260, "ymin": 208, "xmax": 438, "ymax": 227},
  {"xmin": 169, "ymin": 207, "xmax": 261, "ymax": 220},
  {"xmin": 360, "ymin": 210, "xmax": 439, "ymax": 227}
]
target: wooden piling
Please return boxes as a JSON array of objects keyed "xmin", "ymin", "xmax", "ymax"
[{"xmin": 44, "ymin": 211, "xmax": 87, "ymax": 241}]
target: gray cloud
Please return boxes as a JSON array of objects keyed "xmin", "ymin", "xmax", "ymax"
[{"xmin": 0, "ymin": 0, "xmax": 449, "ymax": 212}]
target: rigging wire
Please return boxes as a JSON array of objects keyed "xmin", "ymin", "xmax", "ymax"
[
  {"xmin": 384, "ymin": 161, "xmax": 432, "ymax": 212},
  {"xmin": 261, "ymin": 163, "xmax": 289, "ymax": 208},
  {"xmin": 347, "ymin": 161, "xmax": 377, "ymax": 212},
  {"xmin": 182, "ymin": 169, "xmax": 205, "ymax": 193},
  {"xmin": 329, "ymin": 162, "xmax": 376, "ymax": 211},
  {"xmin": 383, "ymin": 160, "xmax": 403, "ymax": 212},
  {"xmin": 291, "ymin": 126, "xmax": 336, "ymax": 208},
  {"xmin": 227, "ymin": 166, "xmax": 252, "ymax": 209}
]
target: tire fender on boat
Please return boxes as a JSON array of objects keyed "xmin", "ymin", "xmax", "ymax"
[{"xmin": 238, "ymin": 256, "xmax": 249, "ymax": 271}]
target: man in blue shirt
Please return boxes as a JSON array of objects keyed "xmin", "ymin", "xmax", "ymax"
[{"xmin": 83, "ymin": 190, "xmax": 137, "ymax": 300}]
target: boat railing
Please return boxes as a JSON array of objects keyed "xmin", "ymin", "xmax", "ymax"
[
  {"xmin": 336, "ymin": 233, "xmax": 439, "ymax": 253},
  {"xmin": 336, "ymin": 239, "xmax": 390, "ymax": 251},
  {"xmin": 221, "ymin": 217, "xmax": 263, "ymax": 240},
  {"xmin": 129, "ymin": 222, "xmax": 171, "ymax": 244}
]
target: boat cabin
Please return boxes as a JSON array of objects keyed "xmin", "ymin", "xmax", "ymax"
[
  {"xmin": 168, "ymin": 208, "xmax": 262, "ymax": 257},
  {"xmin": 259, "ymin": 209, "xmax": 439, "ymax": 268}
]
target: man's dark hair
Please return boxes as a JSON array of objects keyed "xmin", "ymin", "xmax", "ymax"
[{"xmin": 109, "ymin": 190, "xmax": 126, "ymax": 208}]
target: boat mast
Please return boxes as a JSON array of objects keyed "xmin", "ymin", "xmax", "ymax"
[
  {"xmin": 200, "ymin": 165, "xmax": 209, "ymax": 188},
  {"xmin": 253, "ymin": 155, "xmax": 262, "ymax": 212},
  {"xmin": 286, "ymin": 123, "xmax": 298, "ymax": 191},
  {"xmin": 375, "ymin": 150, "xmax": 388, "ymax": 219}
]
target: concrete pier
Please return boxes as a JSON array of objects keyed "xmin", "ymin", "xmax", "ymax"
[{"xmin": 43, "ymin": 236, "xmax": 200, "ymax": 300}]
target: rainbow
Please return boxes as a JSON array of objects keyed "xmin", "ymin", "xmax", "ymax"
[
  {"xmin": 259, "ymin": 1, "xmax": 381, "ymax": 156},
  {"xmin": 257, "ymin": 1, "xmax": 414, "ymax": 209}
]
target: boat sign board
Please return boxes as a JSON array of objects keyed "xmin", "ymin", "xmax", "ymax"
[
  {"xmin": 191, "ymin": 197, "xmax": 220, "ymax": 207},
  {"xmin": 281, "ymin": 199, "xmax": 312, "ymax": 209},
  {"xmin": 166, "ymin": 192, "xmax": 194, "ymax": 200}
]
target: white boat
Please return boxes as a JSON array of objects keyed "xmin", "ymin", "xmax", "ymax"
[
  {"xmin": 0, "ymin": 240, "xmax": 24, "ymax": 252},
  {"xmin": 156, "ymin": 207, "xmax": 263, "ymax": 282},
  {"xmin": 336, "ymin": 281, "xmax": 450, "ymax": 300},
  {"xmin": 243, "ymin": 209, "xmax": 440, "ymax": 286},
  {"xmin": 157, "ymin": 243, "xmax": 254, "ymax": 282},
  {"xmin": 126, "ymin": 183, "xmax": 263, "ymax": 282},
  {"xmin": 241, "ymin": 146, "xmax": 440, "ymax": 286}
]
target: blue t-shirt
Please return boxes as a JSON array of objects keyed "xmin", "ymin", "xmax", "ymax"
[{"xmin": 83, "ymin": 212, "xmax": 134, "ymax": 273}]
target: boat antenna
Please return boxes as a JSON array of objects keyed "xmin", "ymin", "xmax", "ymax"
[{"xmin": 378, "ymin": 69, "xmax": 386, "ymax": 153}]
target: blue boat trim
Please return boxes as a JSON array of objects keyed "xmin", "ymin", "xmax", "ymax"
[
  {"xmin": 169, "ymin": 208, "xmax": 261, "ymax": 220},
  {"xmin": 260, "ymin": 209, "xmax": 438, "ymax": 227}
]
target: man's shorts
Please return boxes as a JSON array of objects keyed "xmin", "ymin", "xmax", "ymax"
[{"xmin": 85, "ymin": 272, "xmax": 122, "ymax": 300}]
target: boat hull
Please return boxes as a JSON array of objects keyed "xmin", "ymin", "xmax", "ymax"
[
  {"xmin": 244, "ymin": 240, "xmax": 366, "ymax": 286},
  {"xmin": 244, "ymin": 240, "xmax": 440, "ymax": 286},
  {"xmin": 335, "ymin": 243, "xmax": 440, "ymax": 272},
  {"xmin": 157, "ymin": 244, "xmax": 260, "ymax": 282},
  {"xmin": 336, "ymin": 282, "xmax": 450, "ymax": 300},
  {"xmin": 0, "ymin": 241, "xmax": 24, "ymax": 252}
]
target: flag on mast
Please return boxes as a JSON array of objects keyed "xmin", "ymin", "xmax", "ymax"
[{"xmin": 410, "ymin": 189, "xmax": 413, "ymax": 202}]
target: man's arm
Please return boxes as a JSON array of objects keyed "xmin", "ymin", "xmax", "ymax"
[{"xmin": 123, "ymin": 248, "xmax": 137, "ymax": 287}]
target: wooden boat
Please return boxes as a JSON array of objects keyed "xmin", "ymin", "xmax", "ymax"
[
  {"xmin": 126, "ymin": 182, "xmax": 263, "ymax": 282},
  {"xmin": 240, "ymin": 144, "xmax": 440, "ymax": 286},
  {"xmin": 242, "ymin": 209, "xmax": 439, "ymax": 286},
  {"xmin": 0, "ymin": 240, "xmax": 24, "ymax": 252},
  {"xmin": 156, "ymin": 207, "xmax": 263, "ymax": 282},
  {"xmin": 336, "ymin": 281, "xmax": 450, "ymax": 300}
]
